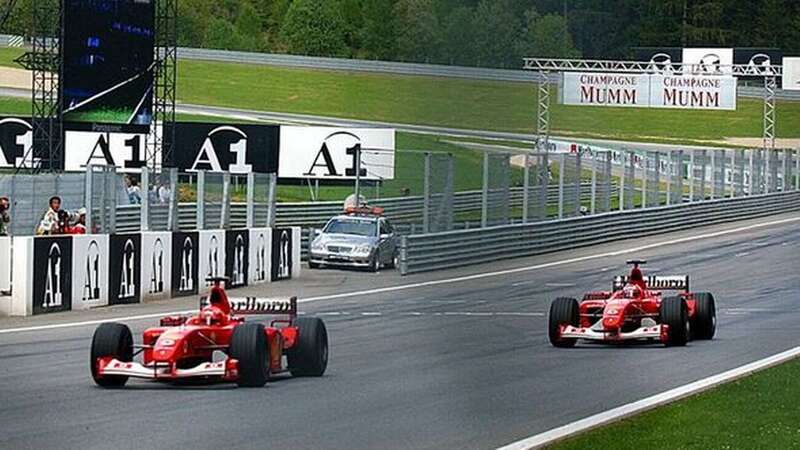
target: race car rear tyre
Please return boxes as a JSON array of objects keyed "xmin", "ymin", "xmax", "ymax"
[
  {"xmin": 692, "ymin": 292, "xmax": 716, "ymax": 340},
  {"xmin": 289, "ymin": 317, "xmax": 329, "ymax": 377},
  {"xmin": 91, "ymin": 322, "xmax": 133, "ymax": 388},
  {"xmin": 549, "ymin": 297, "xmax": 579, "ymax": 348},
  {"xmin": 229, "ymin": 323, "xmax": 269, "ymax": 387},
  {"xmin": 661, "ymin": 296, "xmax": 689, "ymax": 347}
]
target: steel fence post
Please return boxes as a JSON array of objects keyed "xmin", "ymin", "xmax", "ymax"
[
  {"xmin": 590, "ymin": 152, "xmax": 597, "ymax": 215},
  {"xmin": 641, "ymin": 152, "xmax": 648, "ymax": 209},
  {"xmin": 689, "ymin": 151, "xmax": 695, "ymax": 202},
  {"xmin": 399, "ymin": 235, "xmax": 408, "ymax": 275},
  {"xmin": 796, "ymin": 149, "xmax": 799, "ymax": 191},
  {"xmin": 109, "ymin": 167, "xmax": 117, "ymax": 234},
  {"xmin": 665, "ymin": 153, "xmax": 672, "ymax": 206},
  {"xmin": 558, "ymin": 153, "xmax": 565, "ymax": 219},
  {"xmin": 196, "ymin": 170, "xmax": 205, "ymax": 230},
  {"xmin": 709, "ymin": 150, "xmax": 716, "ymax": 200},
  {"xmin": 267, "ymin": 173, "xmax": 277, "ymax": 228},
  {"xmin": 481, "ymin": 151, "xmax": 489, "ymax": 228},
  {"xmin": 246, "ymin": 172, "xmax": 255, "ymax": 228},
  {"xmin": 84, "ymin": 164, "xmax": 93, "ymax": 234},
  {"xmin": 781, "ymin": 150, "xmax": 788, "ymax": 191},
  {"xmin": 522, "ymin": 153, "xmax": 530, "ymax": 223},
  {"xmin": 140, "ymin": 167, "xmax": 149, "ymax": 231},
  {"xmin": 575, "ymin": 151, "xmax": 582, "ymax": 216},
  {"xmin": 423, "ymin": 152, "xmax": 431, "ymax": 233},
  {"xmin": 168, "ymin": 168, "xmax": 178, "ymax": 231},
  {"xmin": 221, "ymin": 172, "xmax": 231, "ymax": 229},
  {"xmin": 619, "ymin": 152, "xmax": 625, "ymax": 212}
]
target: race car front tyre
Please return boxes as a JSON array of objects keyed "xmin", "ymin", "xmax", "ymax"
[
  {"xmin": 229, "ymin": 322, "xmax": 269, "ymax": 387},
  {"xmin": 289, "ymin": 317, "xmax": 329, "ymax": 377},
  {"xmin": 661, "ymin": 296, "xmax": 689, "ymax": 347},
  {"xmin": 91, "ymin": 322, "xmax": 133, "ymax": 388},
  {"xmin": 692, "ymin": 292, "xmax": 716, "ymax": 340},
  {"xmin": 549, "ymin": 297, "xmax": 579, "ymax": 348}
]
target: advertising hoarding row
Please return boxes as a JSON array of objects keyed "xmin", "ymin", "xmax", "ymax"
[
  {"xmin": 561, "ymin": 72, "xmax": 737, "ymax": 110},
  {"xmin": 0, "ymin": 119, "xmax": 396, "ymax": 180}
]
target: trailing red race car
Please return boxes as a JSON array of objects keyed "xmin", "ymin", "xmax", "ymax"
[
  {"xmin": 548, "ymin": 260, "xmax": 716, "ymax": 347},
  {"xmin": 90, "ymin": 277, "xmax": 328, "ymax": 388}
]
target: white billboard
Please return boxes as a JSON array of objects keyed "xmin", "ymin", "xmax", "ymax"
[
  {"xmin": 682, "ymin": 48, "xmax": 734, "ymax": 75},
  {"xmin": 278, "ymin": 127, "xmax": 395, "ymax": 180},
  {"xmin": 783, "ymin": 57, "xmax": 800, "ymax": 91},
  {"xmin": 64, "ymin": 130, "xmax": 154, "ymax": 172},
  {"xmin": 562, "ymin": 72, "xmax": 736, "ymax": 110}
]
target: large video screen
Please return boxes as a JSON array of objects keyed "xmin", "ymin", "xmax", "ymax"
[{"xmin": 62, "ymin": 0, "xmax": 155, "ymax": 127}]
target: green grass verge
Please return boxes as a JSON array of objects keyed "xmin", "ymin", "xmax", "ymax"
[
  {"xmin": 551, "ymin": 357, "xmax": 800, "ymax": 449},
  {"xmin": 1, "ymin": 47, "xmax": 798, "ymax": 145}
]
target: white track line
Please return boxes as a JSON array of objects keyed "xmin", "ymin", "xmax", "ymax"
[
  {"xmin": 497, "ymin": 345, "xmax": 800, "ymax": 450},
  {"xmin": 1, "ymin": 216, "xmax": 797, "ymax": 335}
]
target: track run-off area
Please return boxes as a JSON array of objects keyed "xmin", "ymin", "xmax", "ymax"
[{"xmin": 0, "ymin": 213, "xmax": 798, "ymax": 449}]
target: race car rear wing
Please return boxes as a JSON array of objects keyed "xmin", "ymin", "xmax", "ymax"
[
  {"xmin": 200, "ymin": 296, "xmax": 298, "ymax": 316},
  {"xmin": 613, "ymin": 275, "xmax": 690, "ymax": 292}
]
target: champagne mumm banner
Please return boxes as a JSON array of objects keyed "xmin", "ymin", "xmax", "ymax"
[{"xmin": 561, "ymin": 72, "xmax": 737, "ymax": 111}]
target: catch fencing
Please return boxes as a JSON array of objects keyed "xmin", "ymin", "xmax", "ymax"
[{"xmin": 400, "ymin": 191, "xmax": 800, "ymax": 274}]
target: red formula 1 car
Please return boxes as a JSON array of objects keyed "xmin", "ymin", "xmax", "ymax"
[
  {"xmin": 548, "ymin": 260, "xmax": 716, "ymax": 347},
  {"xmin": 90, "ymin": 278, "xmax": 328, "ymax": 388}
]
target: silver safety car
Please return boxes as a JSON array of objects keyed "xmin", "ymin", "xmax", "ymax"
[{"xmin": 308, "ymin": 207, "xmax": 398, "ymax": 272}]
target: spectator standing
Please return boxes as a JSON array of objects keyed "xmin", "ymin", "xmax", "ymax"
[
  {"xmin": 36, "ymin": 196, "xmax": 62, "ymax": 235},
  {"xmin": 0, "ymin": 196, "xmax": 10, "ymax": 236},
  {"xmin": 125, "ymin": 176, "xmax": 142, "ymax": 204}
]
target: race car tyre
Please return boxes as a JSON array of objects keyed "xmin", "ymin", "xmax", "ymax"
[
  {"xmin": 692, "ymin": 292, "xmax": 716, "ymax": 340},
  {"xmin": 661, "ymin": 296, "xmax": 690, "ymax": 347},
  {"xmin": 289, "ymin": 317, "xmax": 329, "ymax": 377},
  {"xmin": 91, "ymin": 322, "xmax": 133, "ymax": 388},
  {"xmin": 549, "ymin": 297, "xmax": 579, "ymax": 348},
  {"xmin": 229, "ymin": 322, "xmax": 269, "ymax": 387}
]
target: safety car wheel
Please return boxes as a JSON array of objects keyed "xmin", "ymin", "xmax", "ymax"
[
  {"xmin": 91, "ymin": 322, "xmax": 133, "ymax": 388},
  {"xmin": 549, "ymin": 297, "xmax": 579, "ymax": 348},
  {"xmin": 692, "ymin": 292, "xmax": 716, "ymax": 340},
  {"xmin": 369, "ymin": 251, "xmax": 380, "ymax": 272},
  {"xmin": 661, "ymin": 296, "xmax": 689, "ymax": 347},
  {"xmin": 289, "ymin": 317, "xmax": 328, "ymax": 377},
  {"xmin": 229, "ymin": 322, "xmax": 269, "ymax": 387}
]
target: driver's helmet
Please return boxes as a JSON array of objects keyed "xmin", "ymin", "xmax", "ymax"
[
  {"xmin": 622, "ymin": 285, "xmax": 642, "ymax": 299},
  {"xmin": 199, "ymin": 306, "xmax": 226, "ymax": 325}
]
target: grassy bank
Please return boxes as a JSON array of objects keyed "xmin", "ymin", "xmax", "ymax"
[
  {"xmin": 552, "ymin": 358, "xmax": 800, "ymax": 449},
  {"xmin": 1, "ymin": 47, "xmax": 798, "ymax": 145}
]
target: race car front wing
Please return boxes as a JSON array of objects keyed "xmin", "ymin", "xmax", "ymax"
[
  {"xmin": 560, "ymin": 324, "xmax": 669, "ymax": 343},
  {"xmin": 97, "ymin": 357, "xmax": 239, "ymax": 381}
]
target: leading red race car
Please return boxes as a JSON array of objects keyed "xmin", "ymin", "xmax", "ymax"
[
  {"xmin": 90, "ymin": 277, "xmax": 328, "ymax": 388},
  {"xmin": 548, "ymin": 260, "xmax": 716, "ymax": 347}
]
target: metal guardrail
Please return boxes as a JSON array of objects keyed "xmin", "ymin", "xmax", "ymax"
[
  {"xmin": 1, "ymin": 35, "xmax": 797, "ymax": 100},
  {"xmin": 399, "ymin": 191, "xmax": 800, "ymax": 275}
]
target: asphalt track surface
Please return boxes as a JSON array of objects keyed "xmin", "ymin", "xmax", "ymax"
[{"xmin": 1, "ymin": 213, "xmax": 799, "ymax": 450}]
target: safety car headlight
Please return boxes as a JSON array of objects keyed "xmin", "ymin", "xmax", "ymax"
[{"xmin": 311, "ymin": 241, "xmax": 325, "ymax": 252}]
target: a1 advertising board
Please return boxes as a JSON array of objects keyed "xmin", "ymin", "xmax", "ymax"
[
  {"xmin": 141, "ymin": 232, "xmax": 172, "ymax": 301},
  {"xmin": 166, "ymin": 123, "xmax": 280, "ymax": 174},
  {"xmin": 108, "ymin": 234, "xmax": 142, "ymax": 305},
  {"xmin": 63, "ymin": 127, "xmax": 153, "ymax": 172},
  {"xmin": 734, "ymin": 48, "xmax": 782, "ymax": 77},
  {"xmin": 198, "ymin": 231, "xmax": 225, "ymax": 288},
  {"xmin": 32, "ymin": 237, "xmax": 73, "ymax": 315},
  {"xmin": 783, "ymin": 57, "xmax": 800, "ymax": 91},
  {"xmin": 171, "ymin": 231, "xmax": 199, "ymax": 297},
  {"xmin": 278, "ymin": 127, "xmax": 395, "ymax": 181},
  {"xmin": 561, "ymin": 72, "xmax": 736, "ymax": 110},
  {"xmin": 71, "ymin": 234, "xmax": 109, "ymax": 310},
  {"xmin": 225, "ymin": 229, "xmax": 249, "ymax": 288},
  {"xmin": 271, "ymin": 228, "xmax": 293, "ymax": 281},
  {"xmin": 0, "ymin": 117, "xmax": 33, "ymax": 169},
  {"xmin": 248, "ymin": 228, "xmax": 271, "ymax": 285}
]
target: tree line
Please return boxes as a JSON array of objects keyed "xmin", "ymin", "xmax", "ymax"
[{"xmin": 3, "ymin": 0, "xmax": 799, "ymax": 68}]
